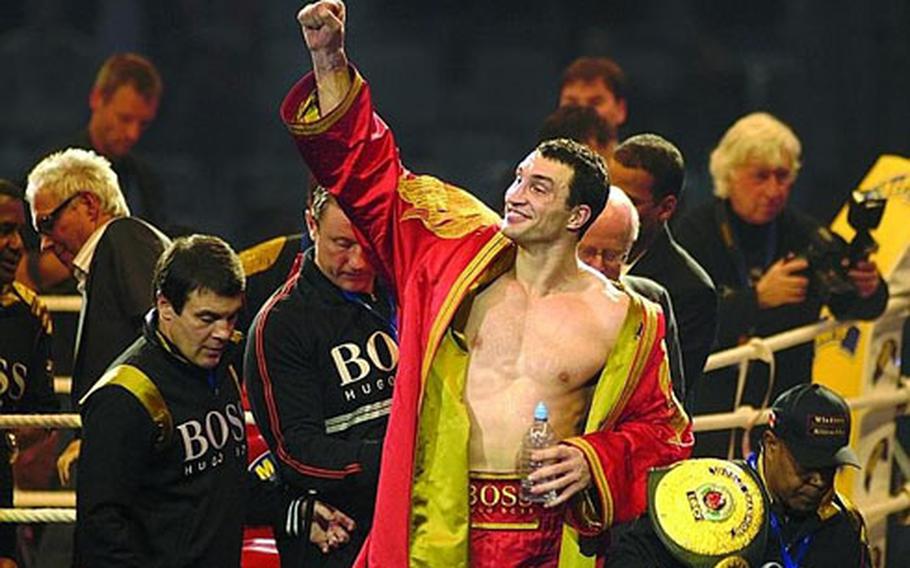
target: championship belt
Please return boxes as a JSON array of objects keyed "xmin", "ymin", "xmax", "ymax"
[{"xmin": 648, "ymin": 459, "xmax": 770, "ymax": 568}]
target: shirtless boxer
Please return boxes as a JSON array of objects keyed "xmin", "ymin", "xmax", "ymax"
[{"xmin": 284, "ymin": 3, "xmax": 692, "ymax": 565}]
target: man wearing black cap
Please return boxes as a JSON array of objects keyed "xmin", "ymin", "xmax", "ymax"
[
  {"xmin": 607, "ymin": 383, "xmax": 871, "ymax": 567},
  {"xmin": 753, "ymin": 383, "xmax": 871, "ymax": 567}
]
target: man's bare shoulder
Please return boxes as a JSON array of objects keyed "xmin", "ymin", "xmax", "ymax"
[{"xmin": 578, "ymin": 264, "xmax": 629, "ymax": 310}]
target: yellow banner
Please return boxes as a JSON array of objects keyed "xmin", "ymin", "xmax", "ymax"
[{"xmin": 813, "ymin": 154, "xmax": 910, "ymax": 503}]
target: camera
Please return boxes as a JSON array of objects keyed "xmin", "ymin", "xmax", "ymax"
[{"xmin": 802, "ymin": 190, "xmax": 886, "ymax": 300}]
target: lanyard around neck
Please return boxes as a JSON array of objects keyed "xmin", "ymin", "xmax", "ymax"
[
  {"xmin": 770, "ymin": 512, "xmax": 812, "ymax": 568},
  {"xmin": 341, "ymin": 289, "xmax": 398, "ymax": 342},
  {"xmin": 749, "ymin": 452, "xmax": 814, "ymax": 568}
]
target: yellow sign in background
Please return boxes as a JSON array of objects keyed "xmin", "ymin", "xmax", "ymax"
[{"xmin": 813, "ymin": 154, "xmax": 910, "ymax": 566}]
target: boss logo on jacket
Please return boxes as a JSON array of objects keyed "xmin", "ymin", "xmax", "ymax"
[{"xmin": 178, "ymin": 401, "xmax": 247, "ymax": 476}]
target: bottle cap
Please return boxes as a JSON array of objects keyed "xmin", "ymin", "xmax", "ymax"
[{"xmin": 534, "ymin": 401, "xmax": 548, "ymax": 421}]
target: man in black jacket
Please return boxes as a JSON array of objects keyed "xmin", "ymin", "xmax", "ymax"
[
  {"xmin": 77, "ymin": 235, "xmax": 351, "ymax": 567},
  {"xmin": 614, "ymin": 134, "xmax": 718, "ymax": 409},
  {"xmin": 245, "ymin": 186, "xmax": 397, "ymax": 567},
  {"xmin": 0, "ymin": 180, "xmax": 58, "ymax": 566},
  {"xmin": 675, "ymin": 113, "xmax": 887, "ymax": 458},
  {"xmin": 607, "ymin": 383, "xmax": 871, "ymax": 568}
]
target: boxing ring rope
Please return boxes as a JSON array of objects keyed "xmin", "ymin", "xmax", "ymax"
[
  {"xmin": 703, "ymin": 296, "xmax": 910, "ymax": 373},
  {"xmin": 0, "ymin": 509, "xmax": 75, "ymax": 524},
  {"xmin": 39, "ymin": 295, "xmax": 81, "ymax": 313},
  {"xmin": 0, "ymin": 415, "xmax": 80, "ymax": 429},
  {"xmin": 691, "ymin": 380, "xmax": 910, "ymax": 433},
  {"xmin": 695, "ymin": 294, "xmax": 910, "ymax": 432},
  {"xmin": 0, "ymin": 413, "xmax": 257, "ymax": 429},
  {"xmin": 1, "ymin": 294, "xmax": 908, "ymax": 525}
]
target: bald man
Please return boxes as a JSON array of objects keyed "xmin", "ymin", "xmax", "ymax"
[{"xmin": 579, "ymin": 188, "xmax": 687, "ymax": 407}]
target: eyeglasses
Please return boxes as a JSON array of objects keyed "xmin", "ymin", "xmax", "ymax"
[
  {"xmin": 578, "ymin": 246, "xmax": 627, "ymax": 266},
  {"xmin": 35, "ymin": 193, "xmax": 81, "ymax": 235}
]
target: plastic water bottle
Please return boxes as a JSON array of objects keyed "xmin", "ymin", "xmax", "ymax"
[{"xmin": 518, "ymin": 401, "xmax": 558, "ymax": 504}]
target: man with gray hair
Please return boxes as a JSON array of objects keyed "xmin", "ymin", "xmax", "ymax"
[
  {"xmin": 26, "ymin": 147, "xmax": 170, "ymax": 480},
  {"xmin": 676, "ymin": 112, "xmax": 888, "ymax": 458}
]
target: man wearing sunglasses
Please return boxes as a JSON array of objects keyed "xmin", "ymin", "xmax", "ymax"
[{"xmin": 25, "ymin": 148, "xmax": 170, "ymax": 483}]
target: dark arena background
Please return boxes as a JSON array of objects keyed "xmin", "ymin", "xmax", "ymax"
[{"xmin": 1, "ymin": 1, "xmax": 908, "ymax": 245}]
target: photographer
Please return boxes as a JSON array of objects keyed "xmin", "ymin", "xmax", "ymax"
[{"xmin": 675, "ymin": 112, "xmax": 888, "ymax": 457}]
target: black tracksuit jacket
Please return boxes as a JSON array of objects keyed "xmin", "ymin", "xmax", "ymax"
[
  {"xmin": 76, "ymin": 312, "xmax": 290, "ymax": 567},
  {"xmin": 245, "ymin": 248, "xmax": 397, "ymax": 567}
]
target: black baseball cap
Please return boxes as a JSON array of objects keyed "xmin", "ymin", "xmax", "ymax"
[{"xmin": 769, "ymin": 383, "xmax": 860, "ymax": 469}]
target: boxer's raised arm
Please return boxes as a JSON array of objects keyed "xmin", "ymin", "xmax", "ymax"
[{"xmin": 297, "ymin": 1, "xmax": 350, "ymax": 115}]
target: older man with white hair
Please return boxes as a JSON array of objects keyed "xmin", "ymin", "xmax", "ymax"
[
  {"xmin": 579, "ymin": 187, "xmax": 687, "ymax": 407},
  {"xmin": 676, "ymin": 112, "xmax": 888, "ymax": 458},
  {"xmin": 26, "ymin": 147, "xmax": 170, "ymax": 480}
]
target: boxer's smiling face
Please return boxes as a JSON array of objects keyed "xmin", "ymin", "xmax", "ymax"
[{"xmin": 502, "ymin": 151, "xmax": 577, "ymax": 245}]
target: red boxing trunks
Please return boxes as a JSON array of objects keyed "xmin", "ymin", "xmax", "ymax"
[{"xmin": 469, "ymin": 472, "xmax": 564, "ymax": 568}]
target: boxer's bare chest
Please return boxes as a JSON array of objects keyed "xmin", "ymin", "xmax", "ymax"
[{"xmin": 462, "ymin": 273, "xmax": 627, "ymax": 397}]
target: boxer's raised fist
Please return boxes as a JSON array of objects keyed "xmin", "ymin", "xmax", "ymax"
[{"xmin": 298, "ymin": 1, "xmax": 346, "ymax": 53}]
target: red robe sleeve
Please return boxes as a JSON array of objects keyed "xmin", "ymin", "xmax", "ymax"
[
  {"xmin": 280, "ymin": 66, "xmax": 504, "ymax": 568},
  {"xmin": 279, "ymin": 67, "xmax": 430, "ymax": 294}
]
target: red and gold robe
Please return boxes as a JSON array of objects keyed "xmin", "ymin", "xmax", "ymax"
[{"xmin": 281, "ymin": 67, "xmax": 693, "ymax": 568}]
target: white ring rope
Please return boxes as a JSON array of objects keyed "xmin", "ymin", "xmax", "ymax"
[
  {"xmin": 0, "ymin": 414, "xmax": 80, "ymax": 428},
  {"xmin": 6, "ymin": 292, "xmax": 904, "ymax": 527},
  {"xmin": 0, "ymin": 509, "xmax": 75, "ymax": 524},
  {"xmin": 704, "ymin": 295, "xmax": 910, "ymax": 372},
  {"xmin": 693, "ymin": 378, "xmax": 910, "ymax": 432},
  {"xmin": 0, "ymin": 411, "xmax": 257, "ymax": 429}
]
